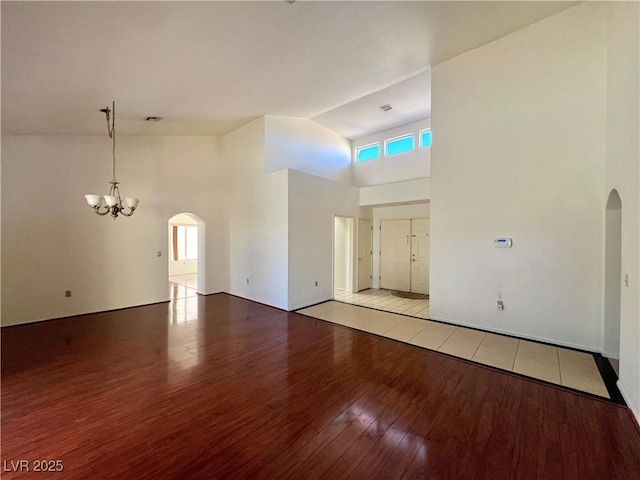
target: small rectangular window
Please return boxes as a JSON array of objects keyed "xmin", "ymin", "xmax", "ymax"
[
  {"xmin": 356, "ymin": 143, "xmax": 380, "ymax": 162},
  {"xmin": 385, "ymin": 134, "xmax": 414, "ymax": 156},
  {"xmin": 420, "ymin": 129, "xmax": 432, "ymax": 148}
]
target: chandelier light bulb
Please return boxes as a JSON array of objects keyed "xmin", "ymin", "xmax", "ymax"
[{"xmin": 84, "ymin": 194, "xmax": 101, "ymax": 207}]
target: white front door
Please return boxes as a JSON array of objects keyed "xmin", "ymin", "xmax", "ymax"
[
  {"xmin": 358, "ymin": 219, "xmax": 373, "ymax": 291},
  {"xmin": 411, "ymin": 219, "xmax": 429, "ymax": 294},
  {"xmin": 380, "ymin": 220, "xmax": 411, "ymax": 292}
]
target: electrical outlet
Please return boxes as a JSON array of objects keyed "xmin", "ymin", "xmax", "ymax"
[
  {"xmin": 246, "ymin": 278, "xmax": 250, "ymax": 284},
  {"xmin": 65, "ymin": 290, "xmax": 72, "ymax": 298},
  {"xmin": 497, "ymin": 300, "xmax": 504, "ymax": 310}
]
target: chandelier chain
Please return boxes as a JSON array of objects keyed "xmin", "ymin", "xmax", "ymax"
[{"xmin": 104, "ymin": 101, "xmax": 116, "ymax": 182}]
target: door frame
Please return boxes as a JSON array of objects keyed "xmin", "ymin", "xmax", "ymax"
[
  {"xmin": 168, "ymin": 212, "xmax": 206, "ymax": 295},
  {"xmin": 332, "ymin": 215, "xmax": 356, "ymax": 294},
  {"xmin": 604, "ymin": 190, "xmax": 622, "ymax": 360},
  {"xmin": 357, "ymin": 218, "xmax": 373, "ymax": 291}
]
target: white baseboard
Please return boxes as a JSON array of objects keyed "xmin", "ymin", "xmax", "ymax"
[
  {"xmin": 617, "ymin": 380, "xmax": 640, "ymax": 425},
  {"xmin": 288, "ymin": 297, "xmax": 333, "ymax": 311},
  {"xmin": 428, "ymin": 315, "xmax": 598, "ymax": 352}
]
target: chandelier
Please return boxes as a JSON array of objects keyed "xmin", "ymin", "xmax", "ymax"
[{"xmin": 84, "ymin": 101, "xmax": 139, "ymax": 218}]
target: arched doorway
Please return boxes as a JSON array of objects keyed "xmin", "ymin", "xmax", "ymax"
[
  {"xmin": 604, "ymin": 189, "xmax": 622, "ymax": 374},
  {"xmin": 168, "ymin": 213, "xmax": 206, "ymax": 299}
]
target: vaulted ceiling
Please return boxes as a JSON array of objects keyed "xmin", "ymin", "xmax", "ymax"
[{"xmin": 1, "ymin": 1, "xmax": 576, "ymax": 139}]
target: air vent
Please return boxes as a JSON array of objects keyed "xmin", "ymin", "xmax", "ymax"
[
  {"xmin": 144, "ymin": 116, "xmax": 162, "ymax": 122},
  {"xmin": 379, "ymin": 104, "xmax": 393, "ymax": 112}
]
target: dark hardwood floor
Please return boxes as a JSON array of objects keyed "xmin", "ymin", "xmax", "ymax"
[{"xmin": 2, "ymin": 294, "xmax": 639, "ymax": 479}]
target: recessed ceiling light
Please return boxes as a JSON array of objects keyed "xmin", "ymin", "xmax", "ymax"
[
  {"xmin": 144, "ymin": 116, "xmax": 162, "ymax": 122},
  {"xmin": 379, "ymin": 104, "xmax": 393, "ymax": 112}
]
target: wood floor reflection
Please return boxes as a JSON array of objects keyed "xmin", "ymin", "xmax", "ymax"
[{"xmin": 2, "ymin": 294, "xmax": 639, "ymax": 479}]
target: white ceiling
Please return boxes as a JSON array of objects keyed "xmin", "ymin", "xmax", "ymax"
[{"xmin": 1, "ymin": 1, "xmax": 576, "ymax": 139}]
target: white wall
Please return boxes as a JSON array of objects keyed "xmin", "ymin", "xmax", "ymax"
[
  {"xmin": 223, "ymin": 118, "xmax": 290, "ymax": 310},
  {"xmin": 359, "ymin": 206, "xmax": 373, "ymax": 220},
  {"xmin": 1, "ymin": 135, "xmax": 227, "ymax": 326},
  {"xmin": 372, "ymin": 203, "xmax": 430, "ymax": 289},
  {"xmin": 360, "ymin": 178, "xmax": 430, "ymax": 207},
  {"xmin": 264, "ymin": 115, "xmax": 352, "ymax": 184},
  {"xmin": 430, "ymin": 3, "xmax": 607, "ymax": 350},
  {"xmin": 168, "ymin": 213, "xmax": 198, "ymax": 276},
  {"xmin": 288, "ymin": 169, "xmax": 359, "ymax": 310},
  {"xmin": 604, "ymin": 2, "xmax": 640, "ymax": 421},
  {"xmin": 352, "ymin": 118, "xmax": 430, "ymax": 187}
]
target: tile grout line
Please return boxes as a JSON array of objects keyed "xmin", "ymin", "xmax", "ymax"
[
  {"xmin": 469, "ymin": 333, "xmax": 487, "ymax": 361},
  {"xmin": 435, "ymin": 326, "xmax": 458, "ymax": 351},
  {"xmin": 557, "ymin": 347, "xmax": 563, "ymax": 386},
  {"xmin": 511, "ymin": 339, "xmax": 521, "ymax": 372}
]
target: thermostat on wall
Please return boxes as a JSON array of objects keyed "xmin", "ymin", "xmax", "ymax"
[{"xmin": 494, "ymin": 238, "xmax": 512, "ymax": 248}]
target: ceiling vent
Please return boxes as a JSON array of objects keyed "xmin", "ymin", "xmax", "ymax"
[
  {"xmin": 144, "ymin": 116, "xmax": 162, "ymax": 122},
  {"xmin": 379, "ymin": 104, "xmax": 393, "ymax": 112}
]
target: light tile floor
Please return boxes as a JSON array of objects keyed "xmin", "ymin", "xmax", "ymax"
[
  {"xmin": 299, "ymin": 300, "xmax": 610, "ymax": 399},
  {"xmin": 333, "ymin": 288, "xmax": 429, "ymax": 318},
  {"xmin": 169, "ymin": 273, "xmax": 198, "ymax": 289}
]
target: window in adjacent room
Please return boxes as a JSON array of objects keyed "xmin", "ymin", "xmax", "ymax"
[
  {"xmin": 172, "ymin": 225, "xmax": 198, "ymax": 261},
  {"xmin": 385, "ymin": 134, "xmax": 415, "ymax": 156},
  {"xmin": 419, "ymin": 129, "xmax": 432, "ymax": 148},
  {"xmin": 355, "ymin": 143, "xmax": 380, "ymax": 162}
]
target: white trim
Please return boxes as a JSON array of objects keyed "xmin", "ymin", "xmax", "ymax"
[
  {"xmin": 288, "ymin": 297, "xmax": 333, "ymax": 311},
  {"xmin": 419, "ymin": 128, "xmax": 432, "ymax": 148},
  {"xmin": 617, "ymin": 381, "xmax": 640, "ymax": 425}
]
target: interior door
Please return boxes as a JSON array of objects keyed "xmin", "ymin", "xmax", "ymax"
[
  {"xmin": 357, "ymin": 219, "xmax": 373, "ymax": 291},
  {"xmin": 411, "ymin": 219, "xmax": 430, "ymax": 294},
  {"xmin": 380, "ymin": 219, "xmax": 411, "ymax": 292}
]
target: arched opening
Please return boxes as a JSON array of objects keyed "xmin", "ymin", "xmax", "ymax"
[
  {"xmin": 168, "ymin": 213, "xmax": 206, "ymax": 300},
  {"xmin": 604, "ymin": 189, "xmax": 622, "ymax": 375}
]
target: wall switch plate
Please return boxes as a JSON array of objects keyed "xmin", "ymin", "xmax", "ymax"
[
  {"xmin": 65, "ymin": 290, "xmax": 72, "ymax": 298},
  {"xmin": 246, "ymin": 278, "xmax": 249, "ymax": 284},
  {"xmin": 497, "ymin": 300, "xmax": 504, "ymax": 310},
  {"xmin": 315, "ymin": 281, "xmax": 318, "ymax": 286},
  {"xmin": 157, "ymin": 251, "xmax": 162, "ymax": 257}
]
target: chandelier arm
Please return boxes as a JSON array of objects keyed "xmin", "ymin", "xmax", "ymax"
[
  {"xmin": 120, "ymin": 208, "xmax": 136, "ymax": 217},
  {"xmin": 93, "ymin": 205, "xmax": 111, "ymax": 216}
]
